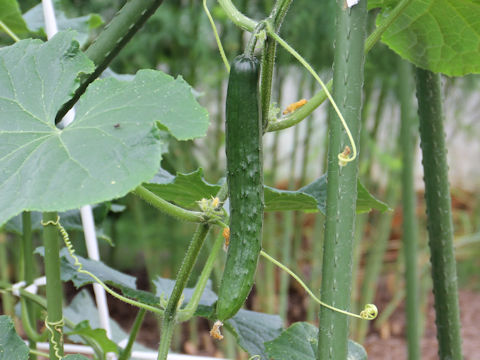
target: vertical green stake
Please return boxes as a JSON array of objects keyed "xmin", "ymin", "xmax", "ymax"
[
  {"xmin": 399, "ymin": 60, "xmax": 420, "ymax": 360},
  {"xmin": 42, "ymin": 212, "xmax": 64, "ymax": 360},
  {"xmin": 317, "ymin": 1, "xmax": 367, "ymax": 359},
  {"xmin": 415, "ymin": 69, "xmax": 463, "ymax": 359}
]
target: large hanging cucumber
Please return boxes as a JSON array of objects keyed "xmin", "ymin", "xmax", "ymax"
[{"xmin": 216, "ymin": 54, "xmax": 264, "ymax": 321}]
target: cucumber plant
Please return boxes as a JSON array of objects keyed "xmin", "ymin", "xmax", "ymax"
[{"xmin": 0, "ymin": 0, "xmax": 479, "ymax": 360}]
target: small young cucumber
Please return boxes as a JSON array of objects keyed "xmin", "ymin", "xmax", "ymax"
[{"xmin": 216, "ymin": 54, "xmax": 264, "ymax": 321}]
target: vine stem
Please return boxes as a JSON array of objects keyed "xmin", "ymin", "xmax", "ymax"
[
  {"xmin": 265, "ymin": 0, "xmax": 413, "ymax": 132},
  {"xmin": 203, "ymin": 0, "xmax": 230, "ymax": 72},
  {"xmin": 364, "ymin": 0, "xmax": 413, "ymax": 53},
  {"xmin": 260, "ymin": 251, "xmax": 376, "ymax": 320},
  {"xmin": 118, "ymin": 308, "xmax": 146, "ymax": 360},
  {"xmin": 133, "ymin": 185, "xmax": 204, "ymax": 223},
  {"xmin": 266, "ymin": 27, "xmax": 357, "ymax": 164},
  {"xmin": 177, "ymin": 230, "xmax": 225, "ymax": 322},
  {"xmin": 260, "ymin": 0, "xmax": 293, "ymax": 130},
  {"xmin": 157, "ymin": 224, "xmax": 210, "ymax": 360},
  {"xmin": 0, "ymin": 20, "xmax": 20, "ymax": 42},
  {"xmin": 217, "ymin": 0, "xmax": 257, "ymax": 31},
  {"xmin": 56, "ymin": 0, "xmax": 165, "ymax": 122},
  {"xmin": 44, "ymin": 216, "xmax": 165, "ymax": 315}
]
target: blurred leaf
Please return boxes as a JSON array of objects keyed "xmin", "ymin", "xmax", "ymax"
[
  {"xmin": 0, "ymin": 315, "xmax": 29, "ymax": 360},
  {"xmin": 0, "ymin": 32, "xmax": 209, "ymax": 227},
  {"xmin": 265, "ymin": 322, "xmax": 367, "ymax": 360},
  {"xmin": 4, "ymin": 204, "xmax": 110, "ymax": 238},
  {"xmin": 371, "ymin": 0, "xmax": 480, "ymax": 76},
  {"xmin": 264, "ymin": 186, "xmax": 318, "ymax": 212},
  {"xmin": 299, "ymin": 175, "xmax": 390, "ymax": 214},
  {"xmin": 23, "ymin": 1, "xmax": 103, "ymax": 46},
  {"xmin": 0, "ymin": 0, "xmax": 29, "ymax": 35},
  {"xmin": 64, "ymin": 290, "xmax": 152, "ymax": 352},
  {"xmin": 153, "ymin": 276, "xmax": 218, "ymax": 307},
  {"xmin": 66, "ymin": 320, "xmax": 118, "ymax": 354},
  {"xmin": 58, "ymin": 248, "xmax": 137, "ymax": 289}
]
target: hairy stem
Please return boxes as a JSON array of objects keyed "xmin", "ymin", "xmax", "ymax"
[
  {"xmin": 177, "ymin": 231, "xmax": 225, "ymax": 322},
  {"xmin": 133, "ymin": 185, "xmax": 204, "ymax": 223},
  {"xmin": 157, "ymin": 224, "xmax": 210, "ymax": 360}
]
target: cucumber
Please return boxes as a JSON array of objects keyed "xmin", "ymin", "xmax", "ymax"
[{"xmin": 216, "ymin": 54, "xmax": 264, "ymax": 321}]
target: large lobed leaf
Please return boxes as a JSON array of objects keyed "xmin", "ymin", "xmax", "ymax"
[
  {"xmin": 370, "ymin": 0, "xmax": 480, "ymax": 76},
  {"xmin": 0, "ymin": 31, "xmax": 209, "ymax": 227}
]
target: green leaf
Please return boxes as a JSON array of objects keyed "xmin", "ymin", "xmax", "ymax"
[
  {"xmin": 372, "ymin": 0, "xmax": 480, "ymax": 76},
  {"xmin": 299, "ymin": 176, "xmax": 390, "ymax": 214},
  {"xmin": 264, "ymin": 322, "xmax": 316, "ymax": 360},
  {"xmin": 0, "ymin": 0, "xmax": 29, "ymax": 35},
  {"xmin": 64, "ymin": 290, "xmax": 153, "ymax": 353},
  {"xmin": 265, "ymin": 322, "xmax": 367, "ymax": 360},
  {"xmin": 264, "ymin": 186, "xmax": 318, "ymax": 212},
  {"xmin": 0, "ymin": 315, "xmax": 29, "ymax": 360},
  {"xmin": 23, "ymin": 2, "xmax": 104, "ymax": 46},
  {"xmin": 153, "ymin": 276, "xmax": 218, "ymax": 307},
  {"xmin": 57, "ymin": 248, "xmax": 137, "ymax": 289},
  {"xmin": 145, "ymin": 168, "xmax": 221, "ymax": 209},
  {"xmin": 0, "ymin": 32, "xmax": 209, "ymax": 227},
  {"xmin": 356, "ymin": 180, "xmax": 391, "ymax": 213},
  {"xmin": 145, "ymin": 170, "xmax": 389, "ymax": 214},
  {"xmin": 66, "ymin": 320, "xmax": 118, "ymax": 355},
  {"xmin": 226, "ymin": 309, "xmax": 283, "ymax": 360}
]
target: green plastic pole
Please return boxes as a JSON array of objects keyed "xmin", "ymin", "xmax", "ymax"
[
  {"xmin": 317, "ymin": 1, "xmax": 367, "ymax": 358},
  {"xmin": 415, "ymin": 68, "xmax": 463, "ymax": 359},
  {"xmin": 399, "ymin": 60, "xmax": 420, "ymax": 360},
  {"xmin": 22, "ymin": 212, "xmax": 39, "ymax": 359},
  {"xmin": 42, "ymin": 212, "xmax": 64, "ymax": 360}
]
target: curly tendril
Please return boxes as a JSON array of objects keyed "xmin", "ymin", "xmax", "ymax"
[
  {"xmin": 44, "ymin": 316, "xmax": 64, "ymax": 360},
  {"xmin": 259, "ymin": 249, "xmax": 377, "ymax": 321},
  {"xmin": 41, "ymin": 216, "xmax": 165, "ymax": 315},
  {"xmin": 360, "ymin": 303, "xmax": 378, "ymax": 320}
]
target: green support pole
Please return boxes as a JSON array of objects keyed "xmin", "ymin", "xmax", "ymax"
[
  {"xmin": 42, "ymin": 212, "xmax": 64, "ymax": 360},
  {"xmin": 416, "ymin": 68, "xmax": 463, "ymax": 360},
  {"xmin": 399, "ymin": 60, "xmax": 420, "ymax": 360},
  {"xmin": 317, "ymin": 1, "xmax": 367, "ymax": 358}
]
